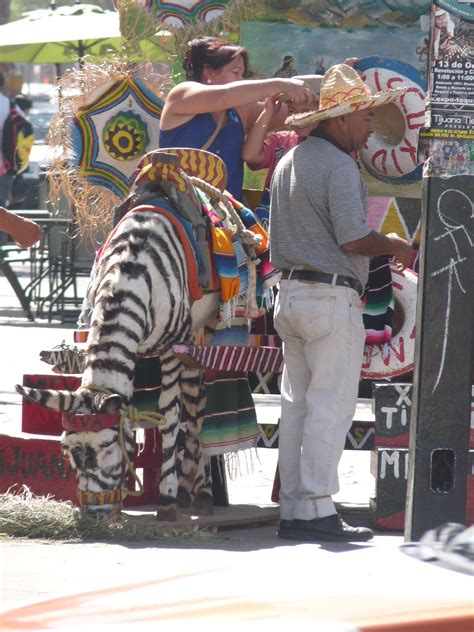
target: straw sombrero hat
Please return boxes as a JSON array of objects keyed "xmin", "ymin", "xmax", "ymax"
[{"xmin": 286, "ymin": 64, "xmax": 407, "ymax": 128}]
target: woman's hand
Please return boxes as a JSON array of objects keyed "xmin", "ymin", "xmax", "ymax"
[{"xmin": 276, "ymin": 78, "xmax": 316, "ymax": 104}]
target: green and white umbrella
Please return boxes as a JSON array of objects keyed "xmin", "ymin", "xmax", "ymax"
[{"xmin": 0, "ymin": 2, "xmax": 167, "ymax": 65}]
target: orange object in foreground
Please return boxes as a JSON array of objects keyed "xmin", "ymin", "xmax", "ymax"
[{"xmin": 0, "ymin": 573, "xmax": 472, "ymax": 631}]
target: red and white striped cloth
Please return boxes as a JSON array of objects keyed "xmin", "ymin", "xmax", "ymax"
[{"xmin": 172, "ymin": 343, "xmax": 284, "ymax": 374}]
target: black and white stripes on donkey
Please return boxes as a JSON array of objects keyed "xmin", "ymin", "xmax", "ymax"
[{"xmin": 16, "ymin": 161, "xmax": 221, "ymax": 521}]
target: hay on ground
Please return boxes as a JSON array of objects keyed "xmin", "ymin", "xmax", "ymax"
[{"xmin": 0, "ymin": 487, "xmax": 217, "ymax": 542}]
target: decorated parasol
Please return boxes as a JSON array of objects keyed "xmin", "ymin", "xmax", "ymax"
[
  {"xmin": 71, "ymin": 77, "xmax": 164, "ymax": 198},
  {"xmin": 143, "ymin": 0, "xmax": 242, "ymax": 30},
  {"xmin": 46, "ymin": 0, "xmax": 249, "ymax": 236},
  {"xmin": 115, "ymin": 0, "xmax": 247, "ymax": 48}
]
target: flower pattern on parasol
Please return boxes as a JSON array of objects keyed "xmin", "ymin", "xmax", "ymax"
[{"xmin": 71, "ymin": 77, "xmax": 164, "ymax": 197}]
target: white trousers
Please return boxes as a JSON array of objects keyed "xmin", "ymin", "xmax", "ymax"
[{"xmin": 274, "ymin": 279, "xmax": 366, "ymax": 520}]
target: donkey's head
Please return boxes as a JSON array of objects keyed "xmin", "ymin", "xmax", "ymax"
[
  {"xmin": 15, "ymin": 383, "xmax": 123, "ymax": 415},
  {"xmin": 16, "ymin": 384, "xmax": 131, "ymax": 520}
]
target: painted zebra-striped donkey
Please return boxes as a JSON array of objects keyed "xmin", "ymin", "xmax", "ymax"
[{"xmin": 16, "ymin": 149, "xmax": 262, "ymax": 521}]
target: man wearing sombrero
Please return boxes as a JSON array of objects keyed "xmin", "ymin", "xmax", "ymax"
[{"xmin": 270, "ymin": 64, "xmax": 414, "ymax": 542}]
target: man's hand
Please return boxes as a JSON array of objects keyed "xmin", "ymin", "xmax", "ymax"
[
  {"xmin": 386, "ymin": 233, "xmax": 415, "ymax": 270},
  {"xmin": 343, "ymin": 57, "xmax": 359, "ymax": 68}
]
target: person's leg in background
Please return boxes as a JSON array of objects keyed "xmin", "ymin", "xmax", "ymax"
[{"xmin": 0, "ymin": 173, "xmax": 14, "ymax": 245}]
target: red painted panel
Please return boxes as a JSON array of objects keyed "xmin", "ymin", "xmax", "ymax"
[
  {"xmin": 21, "ymin": 374, "xmax": 81, "ymax": 435},
  {"xmin": 0, "ymin": 430, "xmax": 163, "ymax": 509},
  {"xmin": 0, "ymin": 434, "xmax": 77, "ymax": 503}
]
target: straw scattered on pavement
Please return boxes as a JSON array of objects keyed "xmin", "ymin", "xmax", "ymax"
[{"xmin": 0, "ymin": 486, "xmax": 218, "ymax": 542}]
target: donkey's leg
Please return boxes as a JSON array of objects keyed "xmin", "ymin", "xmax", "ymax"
[
  {"xmin": 192, "ymin": 450, "xmax": 214, "ymax": 515},
  {"xmin": 156, "ymin": 350, "xmax": 183, "ymax": 521},
  {"xmin": 176, "ymin": 365, "xmax": 201, "ymax": 509},
  {"xmin": 177, "ymin": 366, "xmax": 213, "ymax": 514},
  {"xmin": 177, "ymin": 319, "xmax": 218, "ymax": 513}
]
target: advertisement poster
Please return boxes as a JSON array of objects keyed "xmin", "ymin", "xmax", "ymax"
[
  {"xmin": 420, "ymin": 1, "xmax": 474, "ymax": 176},
  {"xmin": 418, "ymin": 127, "xmax": 474, "ymax": 176},
  {"xmin": 429, "ymin": 1, "xmax": 474, "ymax": 108}
]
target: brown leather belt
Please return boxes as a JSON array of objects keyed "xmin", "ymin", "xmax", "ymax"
[{"xmin": 281, "ymin": 269, "xmax": 363, "ymax": 296}]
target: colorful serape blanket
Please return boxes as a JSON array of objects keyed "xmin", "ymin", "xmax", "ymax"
[
  {"xmin": 362, "ymin": 256, "xmax": 394, "ymax": 353},
  {"xmin": 253, "ymin": 188, "xmax": 271, "ymax": 231},
  {"xmin": 199, "ymin": 369, "xmax": 259, "ymax": 456},
  {"xmin": 197, "ymin": 188, "xmax": 279, "ymax": 325},
  {"xmin": 195, "ymin": 190, "xmax": 281, "ymax": 456},
  {"xmin": 230, "ymin": 193, "xmax": 279, "ymax": 295}
]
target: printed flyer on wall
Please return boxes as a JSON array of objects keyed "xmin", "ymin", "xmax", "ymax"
[{"xmin": 429, "ymin": 1, "xmax": 474, "ymax": 108}]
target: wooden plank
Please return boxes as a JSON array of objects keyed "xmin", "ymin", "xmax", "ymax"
[
  {"xmin": 255, "ymin": 396, "xmax": 376, "ymax": 450},
  {"xmin": 123, "ymin": 504, "xmax": 280, "ymax": 530},
  {"xmin": 123, "ymin": 502, "xmax": 371, "ymax": 530},
  {"xmin": 371, "ymin": 448, "xmax": 474, "ymax": 531},
  {"xmin": 0, "ymin": 430, "xmax": 162, "ymax": 508}
]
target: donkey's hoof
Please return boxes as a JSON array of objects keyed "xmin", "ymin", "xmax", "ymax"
[
  {"xmin": 156, "ymin": 506, "xmax": 177, "ymax": 521},
  {"xmin": 193, "ymin": 492, "xmax": 214, "ymax": 515},
  {"xmin": 177, "ymin": 488, "xmax": 192, "ymax": 509},
  {"xmin": 110, "ymin": 504, "xmax": 123, "ymax": 523}
]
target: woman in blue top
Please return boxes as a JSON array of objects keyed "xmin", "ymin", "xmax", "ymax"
[{"xmin": 159, "ymin": 37, "xmax": 314, "ymax": 201}]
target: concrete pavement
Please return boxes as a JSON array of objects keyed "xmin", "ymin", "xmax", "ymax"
[{"xmin": 1, "ymin": 262, "xmax": 473, "ymax": 630}]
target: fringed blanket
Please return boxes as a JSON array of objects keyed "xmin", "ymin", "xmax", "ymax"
[
  {"xmin": 117, "ymin": 175, "xmax": 279, "ymax": 458},
  {"xmin": 199, "ymin": 369, "xmax": 260, "ymax": 455}
]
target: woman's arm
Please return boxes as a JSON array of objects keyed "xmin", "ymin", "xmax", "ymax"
[{"xmin": 160, "ymin": 77, "xmax": 314, "ymax": 130}]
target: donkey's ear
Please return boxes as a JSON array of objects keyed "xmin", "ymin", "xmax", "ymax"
[
  {"xmin": 15, "ymin": 385, "xmax": 81, "ymax": 412},
  {"xmin": 92, "ymin": 393, "xmax": 122, "ymax": 414}
]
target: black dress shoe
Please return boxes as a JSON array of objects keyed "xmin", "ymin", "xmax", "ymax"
[
  {"xmin": 277, "ymin": 519, "xmax": 295, "ymax": 537},
  {"xmin": 278, "ymin": 514, "xmax": 373, "ymax": 542}
]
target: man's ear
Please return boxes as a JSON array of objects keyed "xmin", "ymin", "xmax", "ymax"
[{"xmin": 334, "ymin": 115, "xmax": 349, "ymax": 133}]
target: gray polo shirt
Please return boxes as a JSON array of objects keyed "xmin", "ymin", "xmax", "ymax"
[{"xmin": 269, "ymin": 136, "xmax": 372, "ymax": 287}]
